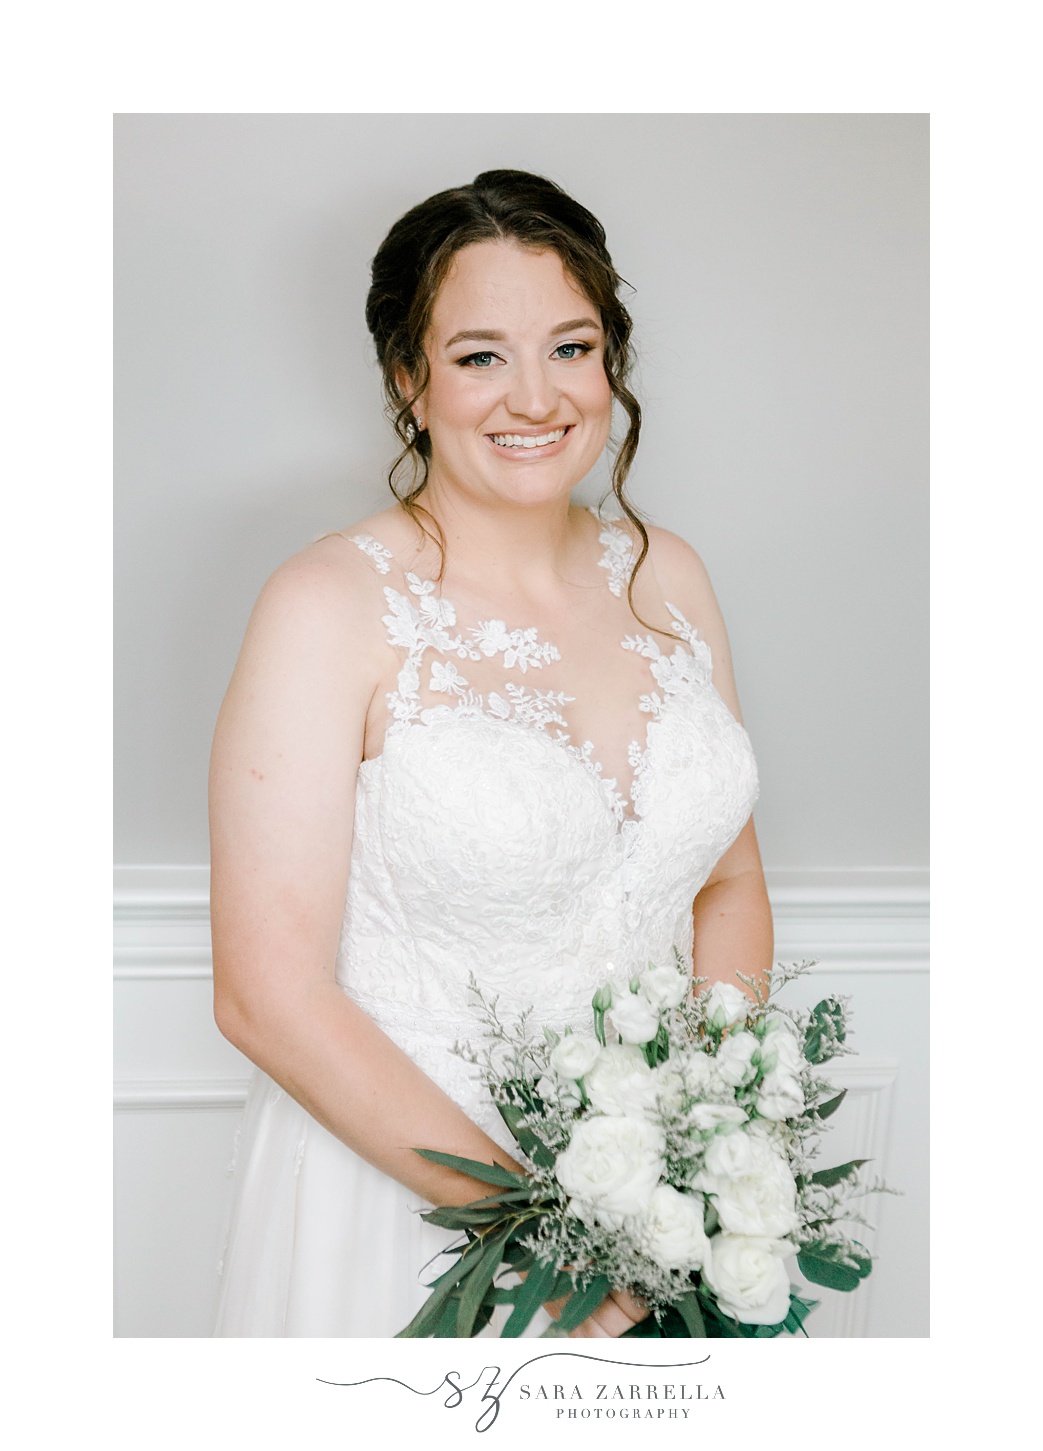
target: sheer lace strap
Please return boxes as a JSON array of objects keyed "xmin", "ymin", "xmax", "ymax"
[
  {"xmin": 348, "ymin": 533, "xmax": 394, "ymax": 576},
  {"xmin": 588, "ymin": 506, "xmax": 639, "ymax": 598}
]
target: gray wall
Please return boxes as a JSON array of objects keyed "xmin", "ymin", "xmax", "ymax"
[{"xmin": 114, "ymin": 113, "xmax": 927, "ymax": 870}]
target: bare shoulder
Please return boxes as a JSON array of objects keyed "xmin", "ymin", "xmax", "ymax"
[
  {"xmin": 629, "ymin": 522, "xmax": 723, "ymax": 635},
  {"xmin": 638, "ymin": 522, "xmax": 743, "ymax": 716},
  {"xmin": 246, "ymin": 526, "xmax": 395, "ymax": 664},
  {"xmin": 317, "ymin": 503, "xmax": 433, "ymax": 571},
  {"xmin": 213, "ymin": 532, "xmax": 387, "ymax": 778},
  {"xmin": 641, "ymin": 523, "xmax": 716, "ymax": 606}
]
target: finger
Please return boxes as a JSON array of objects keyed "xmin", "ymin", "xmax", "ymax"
[
  {"xmin": 609, "ymin": 1286, "xmax": 649, "ymax": 1320},
  {"xmin": 568, "ymin": 1298, "xmax": 633, "ymax": 1338}
]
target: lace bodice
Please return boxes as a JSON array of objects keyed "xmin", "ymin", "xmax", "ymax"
[{"xmin": 335, "ymin": 511, "xmax": 759, "ymax": 1152}]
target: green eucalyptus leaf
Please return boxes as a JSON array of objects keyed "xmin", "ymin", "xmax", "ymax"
[
  {"xmin": 420, "ymin": 1204, "xmax": 514, "ymax": 1230},
  {"xmin": 456, "ymin": 1228, "xmax": 513, "ymax": 1337},
  {"xmin": 782, "ymin": 1293, "xmax": 819, "ymax": 1336},
  {"xmin": 551, "ymin": 1274, "xmax": 612, "ymax": 1334},
  {"xmin": 428, "ymin": 1291, "xmax": 467, "ymax": 1338},
  {"xmin": 809, "ymin": 1159, "xmax": 868, "ymax": 1188},
  {"xmin": 672, "ymin": 1293, "xmax": 707, "ymax": 1337},
  {"xmin": 495, "ymin": 1102, "xmax": 557, "ymax": 1170},
  {"xmin": 412, "ymin": 1148, "xmax": 526, "ymax": 1189},
  {"xmin": 396, "ymin": 1256, "xmax": 471, "ymax": 1338},
  {"xmin": 813, "ymin": 1089, "xmax": 847, "ymax": 1121},
  {"xmin": 502, "ymin": 1255, "xmax": 560, "ymax": 1338},
  {"xmin": 797, "ymin": 1241, "xmax": 873, "ymax": 1292}
]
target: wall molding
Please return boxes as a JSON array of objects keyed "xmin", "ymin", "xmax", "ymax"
[
  {"xmin": 808, "ymin": 1057, "xmax": 898, "ymax": 1338},
  {"xmin": 114, "ymin": 1077, "xmax": 253, "ymax": 1111},
  {"xmin": 114, "ymin": 864, "xmax": 929, "ymax": 981}
]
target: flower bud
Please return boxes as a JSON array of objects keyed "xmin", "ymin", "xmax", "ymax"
[{"xmin": 592, "ymin": 983, "xmax": 614, "ymax": 1014}]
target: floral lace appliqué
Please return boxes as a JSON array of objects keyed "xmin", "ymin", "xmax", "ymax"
[
  {"xmin": 471, "ymin": 618, "xmax": 559, "ymax": 671},
  {"xmin": 595, "ymin": 515, "xmax": 639, "ymax": 597},
  {"xmin": 349, "ymin": 534, "xmax": 393, "ymax": 575}
]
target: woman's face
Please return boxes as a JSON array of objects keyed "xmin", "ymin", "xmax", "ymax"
[{"xmin": 414, "ymin": 240, "xmax": 613, "ymax": 509}]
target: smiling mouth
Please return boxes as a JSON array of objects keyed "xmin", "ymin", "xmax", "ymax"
[{"xmin": 489, "ymin": 426, "xmax": 570, "ymax": 450}]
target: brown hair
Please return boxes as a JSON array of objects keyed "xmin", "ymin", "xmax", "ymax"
[{"xmin": 365, "ymin": 169, "xmax": 650, "ymax": 607}]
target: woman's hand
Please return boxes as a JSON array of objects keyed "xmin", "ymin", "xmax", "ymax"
[
  {"xmin": 569, "ymin": 1286, "xmax": 650, "ymax": 1337},
  {"xmin": 541, "ymin": 1283, "xmax": 649, "ymax": 1338}
]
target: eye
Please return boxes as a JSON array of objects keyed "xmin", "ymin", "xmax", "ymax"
[
  {"xmin": 553, "ymin": 342, "xmax": 593, "ymax": 361},
  {"xmin": 459, "ymin": 351, "xmax": 500, "ymax": 369}
]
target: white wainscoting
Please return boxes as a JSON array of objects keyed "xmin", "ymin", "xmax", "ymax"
[{"xmin": 113, "ymin": 865, "xmax": 928, "ymax": 1339}]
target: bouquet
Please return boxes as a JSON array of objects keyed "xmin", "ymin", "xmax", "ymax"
[{"xmin": 397, "ymin": 959, "xmax": 889, "ymax": 1338}]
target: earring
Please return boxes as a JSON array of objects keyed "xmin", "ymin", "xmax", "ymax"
[{"xmin": 415, "ymin": 416, "xmax": 424, "ymax": 430}]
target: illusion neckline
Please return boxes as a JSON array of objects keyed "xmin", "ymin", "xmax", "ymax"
[{"xmin": 349, "ymin": 509, "xmax": 716, "ymax": 834}]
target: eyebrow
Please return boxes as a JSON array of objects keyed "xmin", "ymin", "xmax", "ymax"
[{"xmin": 443, "ymin": 317, "xmax": 602, "ymax": 348}]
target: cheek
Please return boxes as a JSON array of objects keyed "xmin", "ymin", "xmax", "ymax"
[
  {"xmin": 428, "ymin": 374, "xmax": 498, "ymax": 430},
  {"xmin": 579, "ymin": 362, "xmax": 613, "ymax": 419}
]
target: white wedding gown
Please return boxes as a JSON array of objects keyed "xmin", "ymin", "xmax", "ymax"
[{"xmin": 213, "ymin": 511, "xmax": 759, "ymax": 1336}]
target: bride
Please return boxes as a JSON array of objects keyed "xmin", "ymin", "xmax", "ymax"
[{"xmin": 209, "ymin": 170, "xmax": 772, "ymax": 1337}]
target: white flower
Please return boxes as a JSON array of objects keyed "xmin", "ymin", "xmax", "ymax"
[
  {"xmin": 428, "ymin": 659, "xmax": 469, "ymax": 696},
  {"xmin": 472, "ymin": 619, "xmax": 512, "ymax": 657},
  {"xmin": 701, "ymin": 982, "xmax": 751, "ymax": 1031},
  {"xmin": 745, "ymin": 1116, "xmax": 785, "ymax": 1144},
  {"xmin": 760, "ymin": 1016, "xmax": 804, "ymax": 1074},
  {"xmin": 417, "ymin": 592, "xmax": 456, "ymax": 628},
  {"xmin": 635, "ymin": 1186, "xmax": 711, "ymax": 1272},
  {"xmin": 641, "ymin": 963, "xmax": 690, "ymax": 1010},
  {"xmin": 537, "ymin": 1074, "xmax": 581, "ymax": 1110},
  {"xmin": 705, "ymin": 1138, "xmax": 799, "ymax": 1239},
  {"xmin": 585, "ymin": 1044, "xmax": 660, "ymax": 1118},
  {"xmin": 702, "ymin": 1234, "xmax": 792, "ymax": 1325},
  {"xmin": 679, "ymin": 1052, "xmax": 716, "ymax": 1096},
  {"xmin": 555, "ymin": 1115, "xmax": 666, "ymax": 1229},
  {"xmin": 699, "ymin": 1128, "xmax": 762, "ymax": 1182},
  {"xmin": 608, "ymin": 991, "xmax": 661, "ymax": 1045},
  {"xmin": 687, "ymin": 1102, "xmax": 748, "ymax": 1131},
  {"xmin": 714, "ymin": 1030, "xmax": 759, "ymax": 1087},
  {"xmin": 652, "ymin": 1063, "xmax": 688, "ymax": 1116},
  {"xmin": 549, "ymin": 1033, "xmax": 601, "ymax": 1082},
  {"xmin": 756, "ymin": 1069, "xmax": 806, "ymax": 1122}
]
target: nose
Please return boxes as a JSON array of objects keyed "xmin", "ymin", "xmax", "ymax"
[{"xmin": 506, "ymin": 354, "xmax": 559, "ymax": 421}]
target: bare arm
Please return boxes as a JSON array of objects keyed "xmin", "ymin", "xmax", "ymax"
[
  {"xmin": 643, "ymin": 527, "xmax": 774, "ymax": 1001},
  {"xmin": 692, "ymin": 819, "xmax": 773, "ymax": 1000},
  {"xmin": 209, "ymin": 543, "xmax": 524, "ymax": 1206}
]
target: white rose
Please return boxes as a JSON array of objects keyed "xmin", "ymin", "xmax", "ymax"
[
  {"xmin": 760, "ymin": 1018, "xmax": 804, "ymax": 1074},
  {"xmin": 701, "ymin": 982, "xmax": 751, "ymax": 1031},
  {"xmin": 608, "ymin": 992, "xmax": 662, "ymax": 1045},
  {"xmin": 708, "ymin": 1139, "xmax": 799, "ymax": 1239},
  {"xmin": 554, "ymin": 1114, "xmax": 666, "ymax": 1229},
  {"xmin": 702, "ymin": 1234, "xmax": 792, "ymax": 1325},
  {"xmin": 641, "ymin": 964, "xmax": 690, "ymax": 1011},
  {"xmin": 549, "ymin": 1033, "xmax": 602, "ymax": 1081},
  {"xmin": 635, "ymin": 1186, "xmax": 711, "ymax": 1272},
  {"xmin": 536, "ymin": 1074, "xmax": 581, "ymax": 1110},
  {"xmin": 651, "ymin": 1063, "xmax": 688, "ymax": 1117},
  {"xmin": 743, "ymin": 1116, "xmax": 785, "ymax": 1144},
  {"xmin": 714, "ymin": 1030, "xmax": 760, "ymax": 1087},
  {"xmin": 680, "ymin": 1051, "xmax": 716, "ymax": 1096},
  {"xmin": 585, "ymin": 1044, "xmax": 660, "ymax": 1118},
  {"xmin": 700, "ymin": 1128, "xmax": 762, "ymax": 1182},
  {"xmin": 756, "ymin": 1069, "xmax": 805, "ymax": 1122},
  {"xmin": 688, "ymin": 1102, "xmax": 748, "ymax": 1131}
]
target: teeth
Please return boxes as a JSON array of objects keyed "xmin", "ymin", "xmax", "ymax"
[{"xmin": 491, "ymin": 428, "xmax": 567, "ymax": 449}]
